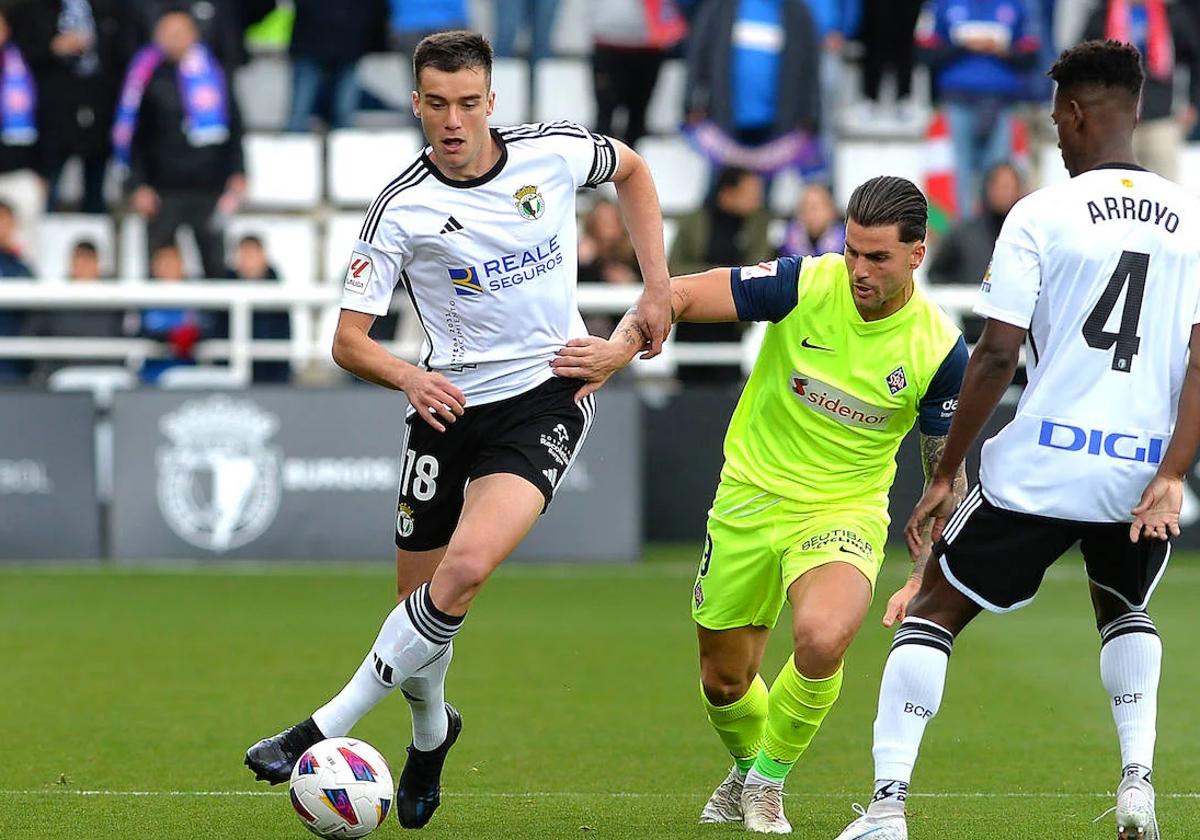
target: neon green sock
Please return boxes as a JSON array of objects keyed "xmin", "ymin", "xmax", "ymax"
[
  {"xmin": 702, "ymin": 675, "xmax": 768, "ymax": 772},
  {"xmin": 752, "ymin": 658, "xmax": 844, "ymax": 782}
]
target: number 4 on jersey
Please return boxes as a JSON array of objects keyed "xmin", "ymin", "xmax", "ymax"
[{"xmin": 1082, "ymin": 250, "xmax": 1149, "ymax": 373}]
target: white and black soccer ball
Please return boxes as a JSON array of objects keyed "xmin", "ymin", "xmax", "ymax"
[{"xmin": 288, "ymin": 737, "xmax": 394, "ymax": 839}]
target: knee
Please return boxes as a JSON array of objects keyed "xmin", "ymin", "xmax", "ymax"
[
  {"xmin": 792, "ymin": 619, "xmax": 855, "ymax": 675},
  {"xmin": 699, "ymin": 658, "xmax": 755, "ymax": 707},
  {"xmin": 436, "ymin": 545, "xmax": 496, "ymax": 603}
]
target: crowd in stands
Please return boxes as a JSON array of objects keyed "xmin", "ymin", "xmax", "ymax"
[{"xmin": 1, "ymin": 0, "xmax": 1198, "ymax": 387}]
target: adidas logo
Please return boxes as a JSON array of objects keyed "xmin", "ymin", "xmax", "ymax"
[
  {"xmin": 542, "ymin": 468, "xmax": 558, "ymax": 485},
  {"xmin": 440, "ymin": 216, "xmax": 464, "ymax": 234}
]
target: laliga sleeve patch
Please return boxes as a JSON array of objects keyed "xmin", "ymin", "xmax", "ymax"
[
  {"xmin": 739, "ymin": 260, "xmax": 778, "ymax": 280},
  {"xmin": 345, "ymin": 252, "xmax": 371, "ymax": 294}
]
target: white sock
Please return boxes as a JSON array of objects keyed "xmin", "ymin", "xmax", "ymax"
[
  {"xmin": 1100, "ymin": 614, "xmax": 1161, "ymax": 774},
  {"xmin": 743, "ymin": 767, "xmax": 782, "ymax": 789},
  {"xmin": 869, "ymin": 618, "xmax": 954, "ymax": 815},
  {"xmin": 313, "ymin": 583, "xmax": 464, "ymax": 737},
  {"xmin": 401, "ymin": 641, "xmax": 453, "ymax": 750}
]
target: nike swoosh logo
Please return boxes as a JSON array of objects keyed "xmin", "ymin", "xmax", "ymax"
[
  {"xmin": 801, "ymin": 337, "xmax": 833, "ymax": 351},
  {"xmin": 839, "ymin": 545, "xmax": 866, "ymax": 559}
]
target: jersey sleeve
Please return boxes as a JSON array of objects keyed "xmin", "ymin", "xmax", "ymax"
[
  {"xmin": 540, "ymin": 121, "xmax": 620, "ymax": 188},
  {"xmin": 974, "ymin": 198, "xmax": 1040, "ymax": 328},
  {"xmin": 730, "ymin": 256, "xmax": 803, "ymax": 322},
  {"xmin": 917, "ymin": 335, "xmax": 968, "ymax": 436},
  {"xmin": 341, "ymin": 216, "xmax": 409, "ymax": 316}
]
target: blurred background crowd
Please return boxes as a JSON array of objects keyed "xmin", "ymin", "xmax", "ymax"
[{"xmin": 0, "ymin": 0, "xmax": 1197, "ymax": 387}]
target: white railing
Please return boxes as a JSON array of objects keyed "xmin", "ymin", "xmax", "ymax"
[{"xmin": 0, "ymin": 280, "xmax": 984, "ymax": 379}]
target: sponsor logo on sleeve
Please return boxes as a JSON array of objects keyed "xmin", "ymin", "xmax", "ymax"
[
  {"xmin": 739, "ymin": 260, "xmax": 778, "ymax": 279},
  {"xmin": 345, "ymin": 252, "xmax": 371, "ymax": 294}
]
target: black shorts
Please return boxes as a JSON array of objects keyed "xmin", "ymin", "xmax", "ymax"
[
  {"xmin": 935, "ymin": 486, "xmax": 1171, "ymax": 613},
  {"xmin": 394, "ymin": 376, "xmax": 596, "ymax": 551}
]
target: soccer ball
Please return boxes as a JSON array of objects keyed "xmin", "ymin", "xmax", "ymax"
[{"xmin": 288, "ymin": 737, "xmax": 394, "ymax": 838}]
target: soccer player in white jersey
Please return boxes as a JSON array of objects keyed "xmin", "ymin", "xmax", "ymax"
[
  {"xmin": 834, "ymin": 41, "xmax": 1200, "ymax": 840},
  {"xmin": 244, "ymin": 31, "xmax": 671, "ymax": 829}
]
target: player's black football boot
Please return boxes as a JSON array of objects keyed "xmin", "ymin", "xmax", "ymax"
[
  {"xmin": 396, "ymin": 703, "xmax": 463, "ymax": 828},
  {"xmin": 244, "ymin": 717, "xmax": 325, "ymax": 784}
]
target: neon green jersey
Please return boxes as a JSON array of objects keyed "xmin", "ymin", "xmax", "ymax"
[{"xmin": 721, "ymin": 253, "xmax": 967, "ymax": 509}]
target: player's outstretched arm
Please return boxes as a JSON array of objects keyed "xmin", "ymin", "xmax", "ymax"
[
  {"xmin": 610, "ymin": 139, "xmax": 671, "ymax": 359},
  {"xmin": 332, "ymin": 309, "xmax": 465, "ymax": 432},
  {"xmin": 905, "ymin": 319, "xmax": 1025, "ymax": 554},
  {"xmin": 1130, "ymin": 322, "xmax": 1200, "ymax": 542},
  {"xmin": 551, "ymin": 269, "xmax": 739, "ymax": 399}
]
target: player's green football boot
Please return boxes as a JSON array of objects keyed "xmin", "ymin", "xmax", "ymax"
[{"xmin": 396, "ymin": 703, "xmax": 462, "ymax": 829}]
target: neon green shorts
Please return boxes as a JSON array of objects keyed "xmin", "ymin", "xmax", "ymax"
[{"xmin": 691, "ymin": 478, "xmax": 889, "ymax": 630}]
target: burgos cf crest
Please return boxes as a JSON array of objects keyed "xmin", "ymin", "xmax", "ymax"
[
  {"xmin": 514, "ymin": 185, "xmax": 545, "ymax": 220},
  {"xmin": 156, "ymin": 395, "xmax": 282, "ymax": 552}
]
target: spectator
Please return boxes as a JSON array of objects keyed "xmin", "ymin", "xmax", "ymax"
[
  {"xmin": 0, "ymin": 11, "xmax": 43, "ymax": 254},
  {"xmin": 926, "ymin": 161, "xmax": 1025, "ymax": 342},
  {"xmin": 917, "ymin": 0, "xmax": 1040, "ymax": 218},
  {"xmin": 121, "ymin": 0, "xmax": 251, "ymax": 71},
  {"xmin": 213, "ymin": 234, "xmax": 292, "ymax": 383},
  {"xmin": 287, "ymin": 0, "xmax": 388, "ymax": 132},
  {"xmin": 858, "ymin": 0, "xmax": 923, "ymax": 120},
  {"xmin": 778, "ymin": 182, "xmax": 846, "ymax": 257},
  {"xmin": 388, "ymin": 1, "xmax": 470, "ymax": 55},
  {"xmin": 11, "ymin": 0, "xmax": 123, "ymax": 214},
  {"xmin": 139, "ymin": 242, "xmax": 206, "ymax": 382},
  {"xmin": 803, "ymin": 0, "xmax": 861, "ymax": 158},
  {"xmin": 1083, "ymin": 0, "xmax": 1200, "ymax": 181},
  {"xmin": 578, "ymin": 197, "xmax": 641, "ymax": 335},
  {"xmin": 115, "ymin": 6, "xmax": 245, "ymax": 280},
  {"xmin": 0, "ymin": 200, "xmax": 32, "ymax": 383},
  {"xmin": 669, "ymin": 167, "xmax": 771, "ymax": 383},
  {"xmin": 494, "ymin": 0, "xmax": 560, "ymax": 64},
  {"xmin": 684, "ymin": 0, "xmax": 821, "ymax": 181},
  {"xmin": 25, "ymin": 240, "xmax": 126, "ymax": 383},
  {"xmin": 590, "ymin": 0, "xmax": 687, "ymax": 147}
]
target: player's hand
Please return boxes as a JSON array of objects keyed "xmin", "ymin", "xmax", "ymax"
[
  {"xmin": 1130, "ymin": 474, "xmax": 1183, "ymax": 543},
  {"xmin": 906, "ymin": 478, "xmax": 956, "ymax": 560},
  {"xmin": 883, "ymin": 574, "xmax": 922, "ymax": 628},
  {"xmin": 401, "ymin": 370, "xmax": 465, "ymax": 432},
  {"xmin": 634, "ymin": 286, "xmax": 671, "ymax": 359},
  {"xmin": 551, "ymin": 336, "xmax": 638, "ymax": 400}
]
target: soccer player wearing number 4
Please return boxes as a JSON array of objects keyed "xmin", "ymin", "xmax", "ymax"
[
  {"xmin": 834, "ymin": 41, "xmax": 1200, "ymax": 840},
  {"xmin": 553, "ymin": 176, "xmax": 969, "ymax": 834},
  {"xmin": 244, "ymin": 30, "xmax": 672, "ymax": 830}
]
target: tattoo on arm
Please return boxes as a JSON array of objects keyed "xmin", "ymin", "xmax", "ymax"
[
  {"xmin": 916, "ymin": 433, "xmax": 969, "ymax": 577},
  {"xmin": 613, "ymin": 306, "xmax": 649, "ymax": 347}
]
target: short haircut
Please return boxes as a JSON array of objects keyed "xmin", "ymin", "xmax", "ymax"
[
  {"xmin": 0, "ymin": 200, "xmax": 14, "ymax": 217},
  {"xmin": 238, "ymin": 234, "xmax": 264, "ymax": 249},
  {"xmin": 1048, "ymin": 40, "xmax": 1143, "ymax": 100},
  {"xmin": 846, "ymin": 176, "xmax": 928, "ymax": 243},
  {"xmin": 156, "ymin": 3, "xmax": 195, "ymax": 23},
  {"xmin": 72, "ymin": 239, "xmax": 98, "ymax": 256},
  {"xmin": 413, "ymin": 30, "xmax": 492, "ymax": 86},
  {"xmin": 152, "ymin": 242, "xmax": 181, "ymax": 257},
  {"xmin": 714, "ymin": 166, "xmax": 755, "ymax": 194}
]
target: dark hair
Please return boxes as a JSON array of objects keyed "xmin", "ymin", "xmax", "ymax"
[
  {"xmin": 714, "ymin": 166, "xmax": 755, "ymax": 195},
  {"xmin": 846, "ymin": 176, "xmax": 928, "ymax": 243},
  {"xmin": 1047, "ymin": 40, "xmax": 1143, "ymax": 99},
  {"xmin": 413, "ymin": 30, "xmax": 492, "ymax": 85},
  {"xmin": 155, "ymin": 3, "xmax": 195, "ymax": 23},
  {"xmin": 238, "ymin": 234, "xmax": 264, "ymax": 249},
  {"xmin": 151, "ymin": 242, "xmax": 181, "ymax": 257},
  {"xmin": 72, "ymin": 240, "xmax": 98, "ymax": 256},
  {"xmin": 0, "ymin": 200, "xmax": 14, "ymax": 216}
]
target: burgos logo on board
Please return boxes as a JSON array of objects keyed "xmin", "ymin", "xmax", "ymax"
[
  {"xmin": 448, "ymin": 235, "xmax": 563, "ymax": 297},
  {"xmin": 1037, "ymin": 420, "xmax": 1166, "ymax": 464}
]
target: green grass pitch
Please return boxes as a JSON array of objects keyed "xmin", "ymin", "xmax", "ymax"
[{"xmin": 2, "ymin": 547, "xmax": 1198, "ymax": 839}]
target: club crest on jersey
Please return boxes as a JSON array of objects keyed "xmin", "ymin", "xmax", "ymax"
[
  {"xmin": 514, "ymin": 185, "xmax": 545, "ymax": 220},
  {"xmin": 981, "ymin": 262, "xmax": 992, "ymax": 293},
  {"xmin": 448, "ymin": 266, "xmax": 483, "ymax": 297},
  {"xmin": 886, "ymin": 366, "xmax": 908, "ymax": 395},
  {"xmin": 396, "ymin": 503, "xmax": 415, "ymax": 538}
]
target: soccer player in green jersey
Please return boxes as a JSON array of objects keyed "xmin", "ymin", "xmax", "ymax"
[{"xmin": 553, "ymin": 176, "xmax": 969, "ymax": 834}]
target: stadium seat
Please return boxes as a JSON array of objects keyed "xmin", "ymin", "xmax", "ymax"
[
  {"xmin": 118, "ymin": 217, "xmax": 205, "ymax": 280},
  {"xmin": 323, "ymin": 212, "xmax": 366, "ymax": 282},
  {"xmin": 326, "ymin": 129, "xmax": 425, "ymax": 207},
  {"xmin": 225, "ymin": 216, "xmax": 319, "ymax": 287},
  {"xmin": 157, "ymin": 365, "xmax": 249, "ymax": 389},
  {"xmin": 35, "ymin": 215, "xmax": 117, "ymax": 281},
  {"xmin": 834, "ymin": 140, "xmax": 924, "ymax": 210},
  {"xmin": 646, "ymin": 59, "xmax": 686, "ymax": 136},
  {"xmin": 635, "ymin": 136, "xmax": 709, "ymax": 216},
  {"xmin": 533, "ymin": 58, "xmax": 595, "ymax": 127},
  {"xmin": 235, "ymin": 56, "xmax": 290, "ymax": 131},
  {"xmin": 244, "ymin": 133, "xmax": 323, "ymax": 209},
  {"xmin": 769, "ymin": 168, "xmax": 805, "ymax": 217},
  {"xmin": 661, "ymin": 218, "xmax": 677, "ymax": 257},
  {"xmin": 357, "ymin": 53, "xmax": 414, "ymax": 113},
  {"xmin": 47, "ymin": 365, "xmax": 136, "ymax": 410},
  {"xmin": 491, "ymin": 58, "xmax": 531, "ymax": 126}
]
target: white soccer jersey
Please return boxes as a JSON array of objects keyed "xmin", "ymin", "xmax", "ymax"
[
  {"xmin": 341, "ymin": 121, "xmax": 620, "ymax": 407},
  {"xmin": 976, "ymin": 164, "xmax": 1200, "ymax": 522}
]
